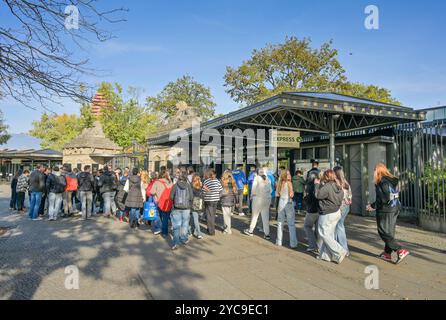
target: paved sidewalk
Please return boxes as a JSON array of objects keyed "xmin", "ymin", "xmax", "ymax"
[{"xmin": 0, "ymin": 184, "xmax": 445, "ymax": 300}]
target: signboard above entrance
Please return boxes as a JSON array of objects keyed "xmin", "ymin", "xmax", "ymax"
[{"xmin": 272, "ymin": 131, "xmax": 301, "ymax": 149}]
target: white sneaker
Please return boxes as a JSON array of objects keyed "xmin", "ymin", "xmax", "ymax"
[{"xmin": 32, "ymin": 217, "xmax": 43, "ymax": 221}]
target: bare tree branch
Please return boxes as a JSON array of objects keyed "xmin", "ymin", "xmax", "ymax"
[{"xmin": 0, "ymin": 0, "xmax": 127, "ymax": 110}]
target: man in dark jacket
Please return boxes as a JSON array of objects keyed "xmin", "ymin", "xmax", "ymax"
[
  {"xmin": 97, "ymin": 166, "xmax": 118, "ymax": 217},
  {"xmin": 46, "ymin": 166, "xmax": 66, "ymax": 221},
  {"xmin": 38, "ymin": 166, "xmax": 50, "ymax": 217},
  {"xmin": 78, "ymin": 165, "xmax": 96, "ymax": 220},
  {"xmin": 28, "ymin": 164, "xmax": 46, "ymax": 220},
  {"xmin": 169, "ymin": 168, "xmax": 193, "ymax": 250}
]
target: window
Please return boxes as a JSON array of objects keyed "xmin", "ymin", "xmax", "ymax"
[
  {"xmin": 315, "ymin": 147, "xmax": 328, "ymax": 159},
  {"xmin": 302, "ymin": 148, "xmax": 314, "ymax": 160}
]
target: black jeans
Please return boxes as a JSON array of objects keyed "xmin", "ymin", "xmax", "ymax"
[
  {"xmin": 17, "ymin": 192, "xmax": 25, "ymax": 211},
  {"xmin": 376, "ymin": 208, "xmax": 402, "ymax": 254},
  {"xmin": 10, "ymin": 188, "xmax": 17, "ymax": 209},
  {"xmin": 205, "ymin": 202, "xmax": 218, "ymax": 235}
]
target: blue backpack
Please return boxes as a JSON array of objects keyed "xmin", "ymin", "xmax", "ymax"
[{"xmin": 143, "ymin": 196, "xmax": 159, "ymax": 221}]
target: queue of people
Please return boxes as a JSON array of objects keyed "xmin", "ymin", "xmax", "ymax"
[{"xmin": 8, "ymin": 161, "xmax": 410, "ymax": 264}]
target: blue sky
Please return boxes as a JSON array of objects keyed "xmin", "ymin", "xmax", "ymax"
[{"xmin": 1, "ymin": 0, "xmax": 446, "ymax": 133}]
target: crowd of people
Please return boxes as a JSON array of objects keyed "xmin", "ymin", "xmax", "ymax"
[{"xmin": 8, "ymin": 160, "xmax": 410, "ymax": 263}]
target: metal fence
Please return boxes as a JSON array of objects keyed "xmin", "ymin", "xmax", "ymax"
[{"xmin": 394, "ymin": 120, "xmax": 446, "ymax": 222}]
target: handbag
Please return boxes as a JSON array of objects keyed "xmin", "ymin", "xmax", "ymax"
[
  {"xmin": 243, "ymin": 184, "xmax": 249, "ymax": 196},
  {"xmin": 143, "ymin": 196, "xmax": 159, "ymax": 221},
  {"xmin": 192, "ymin": 196, "xmax": 203, "ymax": 211}
]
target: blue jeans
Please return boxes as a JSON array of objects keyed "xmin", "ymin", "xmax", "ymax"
[
  {"xmin": 129, "ymin": 208, "xmax": 141, "ymax": 225},
  {"xmin": 102, "ymin": 191, "xmax": 117, "ymax": 215},
  {"xmin": 171, "ymin": 209, "xmax": 190, "ymax": 246},
  {"xmin": 48, "ymin": 192, "xmax": 63, "ymax": 220},
  {"xmin": 29, "ymin": 192, "xmax": 43, "ymax": 219},
  {"xmin": 294, "ymin": 192, "xmax": 303, "ymax": 210},
  {"xmin": 189, "ymin": 211, "xmax": 203, "ymax": 237},
  {"xmin": 335, "ymin": 205, "xmax": 350, "ymax": 254},
  {"xmin": 276, "ymin": 201, "xmax": 298, "ymax": 248},
  {"xmin": 159, "ymin": 210, "xmax": 170, "ymax": 235}
]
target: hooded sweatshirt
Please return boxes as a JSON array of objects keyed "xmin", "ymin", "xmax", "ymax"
[
  {"xmin": 315, "ymin": 181, "xmax": 344, "ymax": 215},
  {"xmin": 371, "ymin": 176, "xmax": 400, "ymax": 213},
  {"xmin": 170, "ymin": 177, "xmax": 193, "ymax": 210}
]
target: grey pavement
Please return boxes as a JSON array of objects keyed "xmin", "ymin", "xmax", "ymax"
[{"xmin": 0, "ymin": 184, "xmax": 445, "ymax": 300}]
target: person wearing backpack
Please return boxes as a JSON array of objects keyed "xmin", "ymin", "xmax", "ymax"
[
  {"xmin": 61, "ymin": 166, "xmax": 78, "ymax": 217},
  {"xmin": 149, "ymin": 170, "xmax": 173, "ymax": 236},
  {"xmin": 190, "ymin": 174, "xmax": 204, "ymax": 239},
  {"xmin": 366, "ymin": 163, "xmax": 410, "ymax": 264},
  {"xmin": 46, "ymin": 166, "xmax": 67, "ymax": 221},
  {"xmin": 124, "ymin": 168, "xmax": 146, "ymax": 229},
  {"xmin": 202, "ymin": 168, "xmax": 223, "ymax": 236},
  {"xmin": 169, "ymin": 167, "xmax": 193, "ymax": 250},
  {"xmin": 78, "ymin": 165, "xmax": 96, "ymax": 220},
  {"xmin": 98, "ymin": 165, "xmax": 118, "ymax": 218},
  {"xmin": 220, "ymin": 170, "xmax": 237, "ymax": 235},
  {"xmin": 314, "ymin": 170, "xmax": 346, "ymax": 264}
]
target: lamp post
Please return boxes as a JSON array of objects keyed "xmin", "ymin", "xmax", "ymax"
[{"xmin": 330, "ymin": 115, "xmax": 340, "ymax": 169}]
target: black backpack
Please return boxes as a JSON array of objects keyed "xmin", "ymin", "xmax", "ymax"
[{"xmin": 53, "ymin": 175, "xmax": 66, "ymax": 194}]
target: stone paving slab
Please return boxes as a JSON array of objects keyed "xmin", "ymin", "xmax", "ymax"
[{"xmin": 0, "ymin": 185, "xmax": 445, "ymax": 300}]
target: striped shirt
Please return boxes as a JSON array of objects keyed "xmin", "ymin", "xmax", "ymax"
[{"xmin": 203, "ymin": 178, "xmax": 223, "ymax": 202}]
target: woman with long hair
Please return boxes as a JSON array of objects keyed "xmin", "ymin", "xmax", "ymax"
[
  {"xmin": 275, "ymin": 170, "xmax": 298, "ymax": 248},
  {"xmin": 244, "ymin": 168, "xmax": 272, "ymax": 239},
  {"xmin": 366, "ymin": 163, "xmax": 409, "ymax": 264},
  {"xmin": 333, "ymin": 166, "xmax": 353, "ymax": 256},
  {"xmin": 220, "ymin": 171, "xmax": 237, "ymax": 235},
  {"xmin": 149, "ymin": 170, "xmax": 173, "ymax": 236},
  {"xmin": 190, "ymin": 174, "xmax": 204, "ymax": 239},
  {"xmin": 124, "ymin": 168, "xmax": 146, "ymax": 230},
  {"xmin": 314, "ymin": 169, "xmax": 346, "ymax": 264}
]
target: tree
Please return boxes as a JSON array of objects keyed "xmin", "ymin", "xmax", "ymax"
[
  {"xmin": 98, "ymin": 82, "xmax": 159, "ymax": 148},
  {"xmin": 146, "ymin": 75, "xmax": 216, "ymax": 121},
  {"xmin": 29, "ymin": 113, "xmax": 84, "ymax": 151},
  {"xmin": 224, "ymin": 36, "xmax": 400, "ymax": 106},
  {"xmin": 0, "ymin": 0, "xmax": 126, "ymax": 109},
  {"xmin": 80, "ymin": 103, "xmax": 95, "ymax": 128},
  {"xmin": 29, "ymin": 82, "xmax": 160, "ymax": 150},
  {"xmin": 340, "ymin": 82, "xmax": 401, "ymax": 105},
  {"xmin": 0, "ymin": 110, "xmax": 11, "ymax": 145}
]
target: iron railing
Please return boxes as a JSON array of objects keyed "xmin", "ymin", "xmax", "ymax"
[{"xmin": 394, "ymin": 120, "xmax": 446, "ymax": 221}]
